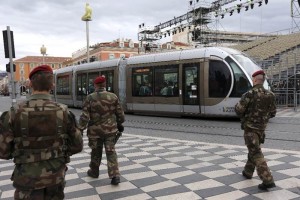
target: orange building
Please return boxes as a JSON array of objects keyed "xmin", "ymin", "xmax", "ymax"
[
  {"xmin": 64, "ymin": 38, "xmax": 190, "ymax": 66},
  {"xmin": 14, "ymin": 56, "xmax": 71, "ymax": 82},
  {"xmin": 65, "ymin": 38, "xmax": 140, "ymax": 66}
]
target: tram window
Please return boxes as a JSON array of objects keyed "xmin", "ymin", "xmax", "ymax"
[
  {"xmin": 101, "ymin": 70, "xmax": 114, "ymax": 92},
  {"xmin": 231, "ymin": 54, "xmax": 260, "ymax": 77},
  {"xmin": 76, "ymin": 74, "xmax": 87, "ymax": 99},
  {"xmin": 57, "ymin": 75, "xmax": 70, "ymax": 95},
  {"xmin": 225, "ymin": 56, "xmax": 251, "ymax": 97},
  {"xmin": 87, "ymin": 72, "xmax": 99, "ymax": 94},
  {"xmin": 154, "ymin": 65, "xmax": 179, "ymax": 96},
  {"xmin": 209, "ymin": 60, "xmax": 231, "ymax": 98},
  {"xmin": 132, "ymin": 67, "xmax": 153, "ymax": 96},
  {"xmin": 183, "ymin": 63, "xmax": 199, "ymax": 104}
]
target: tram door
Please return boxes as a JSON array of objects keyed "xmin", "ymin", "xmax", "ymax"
[
  {"xmin": 182, "ymin": 63, "xmax": 200, "ymax": 113},
  {"xmin": 76, "ymin": 73, "xmax": 87, "ymax": 102}
]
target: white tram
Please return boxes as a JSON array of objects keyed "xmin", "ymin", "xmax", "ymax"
[{"xmin": 54, "ymin": 47, "xmax": 269, "ymax": 117}]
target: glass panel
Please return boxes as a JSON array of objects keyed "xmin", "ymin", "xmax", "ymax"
[
  {"xmin": 225, "ymin": 56, "xmax": 251, "ymax": 97},
  {"xmin": 76, "ymin": 75, "xmax": 82, "ymax": 97},
  {"xmin": 231, "ymin": 54, "xmax": 261, "ymax": 78},
  {"xmin": 87, "ymin": 72, "xmax": 99, "ymax": 94},
  {"xmin": 82, "ymin": 75, "xmax": 87, "ymax": 96},
  {"xmin": 76, "ymin": 73, "xmax": 87, "ymax": 100},
  {"xmin": 183, "ymin": 63, "xmax": 199, "ymax": 105},
  {"xmin": 57, "ymin": 75, "xmax": 70, "ymax": 95},
  {"xmin": 101, "ymin": 70, "xmax": 114, "ymax": 92},
  {"xmin": 132, "ymin": 67, "xmax": 153, "ymax": 96},
  {"xmin": 209, "ymin": 60, "xmax": 232, "ymax": 98},
  {"xmin": 154, "ymin": 65, "xmax": 178, "ymax": 97}
]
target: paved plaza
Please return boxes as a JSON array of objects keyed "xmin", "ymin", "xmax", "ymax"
[
  {"xmin": 1, "ymin": 132, "xmax": 300, "ymax": 200},
  {"xmin": 276, "ymin": 108, "xmax": 300, "ymax": 118}
]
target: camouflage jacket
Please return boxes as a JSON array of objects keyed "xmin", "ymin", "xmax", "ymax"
[
  {"xmin": 235, "ymin": 84, "xmax": 276, "ymax": 130},
  {"xmin": 0, "ymin": 94, "xmax": 83, "ymax": 190},
  {"xmin": 79, "ymin": 88, "xmax": 125, "ymax": 138}
]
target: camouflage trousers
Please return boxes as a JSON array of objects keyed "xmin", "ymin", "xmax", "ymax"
[
  {"xmin": 88, "ymin": 135, "xmax": 120, "ymax": 178},
  {"xmin": 244, "ymin": 129, "xmax": 274, "ymax": 184},
  {"xmin": 14, "ymin": 181, "xmax": 65, "ymax": 200}
]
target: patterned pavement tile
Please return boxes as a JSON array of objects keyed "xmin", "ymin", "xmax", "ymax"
[{"xmin": 1, "ymin": 133, "xmax": 300, "ymax": 200}]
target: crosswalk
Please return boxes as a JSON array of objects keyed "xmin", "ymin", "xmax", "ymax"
[{"xmin": 1, "ymin": 133, "xmax": 300, "ymax": 199}]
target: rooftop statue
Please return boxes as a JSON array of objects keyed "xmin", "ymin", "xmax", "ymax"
[{"xmin": 81, "ymin": 3, "xmax": 92, "ymax": 21}]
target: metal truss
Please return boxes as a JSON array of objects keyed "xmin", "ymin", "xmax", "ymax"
[
  {"xmin": 291, "ymin": 0, "xmax": 300, "ymax": 33},
  {"xmin": 137, "ymin": 0, "xmax": 269, "ymax": 49}
]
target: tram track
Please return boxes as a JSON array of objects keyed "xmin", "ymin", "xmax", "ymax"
[
  {"xmin": 270, "ymin": 118, "xmax": 300, "ymax": 125},
  {"xmin": 67, "ymin": 108, "xmax": 300, "ymax": 148},
  {"xmin": 124, "ymin": 119, "xmax": 300, "ymax": 143}
]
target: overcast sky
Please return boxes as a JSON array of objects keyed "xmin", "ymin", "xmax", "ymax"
[{"xmin": 0, "ymin": 0, "xmax": 294, "ymax": 71}]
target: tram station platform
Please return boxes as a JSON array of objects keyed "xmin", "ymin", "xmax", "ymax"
[{"xmin": 1, "ymin": 133, "xmax": 300, "ymax": 200}]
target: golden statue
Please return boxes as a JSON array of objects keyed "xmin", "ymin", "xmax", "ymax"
[
  {"xmin": 40, "ymin": 44, "xmax": 46, "ymax": 55},
  {"xmin": 81, "ymin": 3, "xmax": 92, "ymax": 21}
]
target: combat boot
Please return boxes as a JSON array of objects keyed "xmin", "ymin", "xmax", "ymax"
[
  {"xmin": 258, "ymin": 182, "xmax": 276, "ymax": 190},
  {"xmin": 111, "ymin": 177, "xmax": 120, "ymax": 185},
  {"xmin": 242, "ymin": 170, "xmax": 252, "ymax": 179},
  {"xmin": 87, "ymin": 169, "xmax": 99, "ymax": 178}
]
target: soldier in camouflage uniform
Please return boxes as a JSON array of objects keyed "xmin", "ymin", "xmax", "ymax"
[
  {"xmin": 235, "ymin": 70, "xmax": 276, "ymax": 190},
  {"xmin": 0, "ymin": 65, "xmax": 83, "ymax": 199},
  {"xmin": 79, "ymin": 75, "xmax": 125, "ymax": 185}
]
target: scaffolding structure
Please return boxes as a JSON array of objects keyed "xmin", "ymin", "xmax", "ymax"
[
  {"xmin": 261, "ymin": 1, "xmax": 300, "ymax": 110},
  {"xmin": 258, "ymin": 48, "xmax": 300, "ymax": 110},
  {"xmin": 291, "ymin": 0, "xmax": 300, "ymax": 33},
  {"xmin": 137, "ymin": 1, "xmax": 215, "ymax": 51},
  {"xmin": 137, "ymin": 0, "xmax": 270, "ymax": 51}
]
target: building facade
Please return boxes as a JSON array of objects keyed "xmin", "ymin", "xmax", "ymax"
[
  {"xmin": 13, "ymin": 56, "xmax": 71, "ymax": 82},
  {"xmin": 13, "ymin": 56, "xmax": 71, "ymax": 94},
  {"xmin": 65, "ymin": 38, "xmax": 140, "ymax": 66}
]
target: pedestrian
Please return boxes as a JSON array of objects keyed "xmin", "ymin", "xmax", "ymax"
[
  {"xmin": 160, "ymin": 81, "xmax": 173, "ymax": 96},
  {"xmin": 235, "ymin": 70, "xmax": 276, "ymax": 190},
  {"xmin": 0, "ymin": 65, "xmax": 83, "ymax": 199},
  {"xmin": 139, "ymin": 82, "xmax": 152, "ymax": 96},
  {"xmin": 78, "ymin": 75, "xmax": 125, "ymax": 185}
]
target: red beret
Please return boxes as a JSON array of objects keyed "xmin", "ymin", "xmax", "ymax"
[
  {"xmin": 252, "ymin": 70, "xmax": 265, "ymax": 77},
  {"xmin": 94, "ymin": 76, "xmax": 106, "ymax": 84},
  {"xmin": 29, "ymin": 65, "xmax": 53, "ymax": 80}
]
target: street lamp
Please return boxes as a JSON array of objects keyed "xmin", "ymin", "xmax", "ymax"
[
  {"xmin": 81, "ymin": 3, "xmax": 92, "ymax": 63},
  {"xmin": 40, "ymin": 44, "xmax": 47, "ymax": 64}
]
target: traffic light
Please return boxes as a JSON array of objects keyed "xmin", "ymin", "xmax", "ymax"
[
  {"xmin": 6, "ymin": 62, "xmax": 16, "ymax": 72},
  {"xmin": 3, "ymin": 30, "xmax": 15, "ymax": 58}
]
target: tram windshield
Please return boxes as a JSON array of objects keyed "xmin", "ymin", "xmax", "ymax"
[
  {"xmin": 231, "ymin": 54, "xmax": 260, "ymax": 77},
  {"xmin": 231, "ymin": 54, "xmax": 270, "ymax": 90}
]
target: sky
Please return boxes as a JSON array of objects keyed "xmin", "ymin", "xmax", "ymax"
[{"xmin": 0, "ymin": 0, "xmax": 294, "ymax": 71}]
